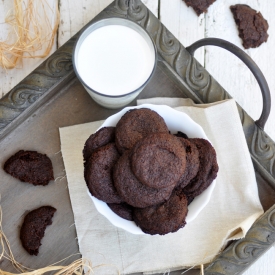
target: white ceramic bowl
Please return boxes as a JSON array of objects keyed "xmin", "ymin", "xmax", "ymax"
[{"xmin": 87, "ymin": 104, "xmax": 216, "ymax": 234}]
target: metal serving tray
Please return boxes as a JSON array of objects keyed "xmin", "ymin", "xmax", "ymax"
[{"xmin": 1, "ymin": 0, "xmax": 275, "ymax": 274}]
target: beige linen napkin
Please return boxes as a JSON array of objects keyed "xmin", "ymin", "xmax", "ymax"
[{"xmin": 59, "ymin": 98, "xmax": 263, "ymax": 275}]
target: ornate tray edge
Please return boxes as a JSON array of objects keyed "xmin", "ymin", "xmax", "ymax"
[{"xmin": 0, "ymin": 0, "xmax": 275, "ymax": 274}]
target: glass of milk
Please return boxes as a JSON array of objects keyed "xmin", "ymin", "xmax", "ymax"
[{"xmin": 73, "ymin": 18, "xmax": 157, "ymax": 109}]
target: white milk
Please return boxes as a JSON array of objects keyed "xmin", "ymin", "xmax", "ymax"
[{"xmin": 76, "ymin": 25, "xmax": 155, "ymax": 96}]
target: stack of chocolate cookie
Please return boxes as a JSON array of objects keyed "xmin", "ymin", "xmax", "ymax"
[{"xmin": 83, "ymin": 108, "xmax": 218, "ymax": 235}]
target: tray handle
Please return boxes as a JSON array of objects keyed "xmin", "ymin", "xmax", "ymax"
[{"xmin": 186, "ymin": 38, "xmax": 271, "ymax": 130}]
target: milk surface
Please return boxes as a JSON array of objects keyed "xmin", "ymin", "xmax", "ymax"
[{"xmin": 77, "ymin": 25, "xmax": 155, "ymax": 96}]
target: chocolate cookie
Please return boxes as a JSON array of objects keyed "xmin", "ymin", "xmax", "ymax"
[
  {"xmin": 131, "ymin": 133, "xmax": 186, "ymax": 189},
  {"xmin": 115, "ymin": 108, "xmax": 169, "ymax": 154},
  {"xmin": 84, "ymin": 143, "xmax": 122, "ymax": 204},
  {"xmin": 20, "ymin": 206, "xmax": 56, "ymax": 255},
  {"xmin": 183, "ymin": 138, "xmax": 218, "ymax": 197},
  {"xmin": 177, "ymin": 138, "xmax": 200, "ymax": 188},
  {"xmin": 230, "ymin": 4, "xmax": 269, "ymax": 49},
  {"xmin": 83, "ymin": 127, "xmax": 115, "ymax": 162},
  {"xmin": 4, "ymin": 150, "xmax": 54, "ymax": 186},
  {"xmin": 133, "ymin": 190, "xmax": 188, "ymax": 235},
  {"xmin": 183, "ymin": 0, "xmax": 216, "ymax": 16},
  {"xmin": 108, "ymin": 202, "xmax": 133, "ymax": 221},
  {"xmin": 186, "ymin": 195, "xmax": 194, "ymax": 205},
  {"xmin": 174, "ymin": 131, "xmax": 188, "ymax": 139},
  {"xmin": 113, "ymin": 151, "xmax": 174, "ymax": 208}
]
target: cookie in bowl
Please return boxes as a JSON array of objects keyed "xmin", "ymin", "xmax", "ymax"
[{"xmin": 83, "ymin": 104, "xmax": 218, "ymax": 235}]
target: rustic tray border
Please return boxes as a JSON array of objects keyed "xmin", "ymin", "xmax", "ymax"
[{"xmin": 1, "ymin": 0, "xmax": 275, "ymax": 274}]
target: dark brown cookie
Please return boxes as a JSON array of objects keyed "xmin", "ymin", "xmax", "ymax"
[
  {"xmin": 4, "ymin": 150, "xmax": 54, "ymax": 186},
  {"xmin": 113, "ymin": 151, "xmax": 174, "ymax": 208},
  {"xmin": 83, "ymin": 127, "xmax": 115, "ymax": 162},
  {"xmin": 183, "ymin": 138, "xmax": 218, "ymax": 197},
  {"xmin": 186, "ymin": 195, "xmax": 194, "ymax": 205},
  {"xmin": 131, "ymin": 133, "xmax": 186, "ymax": 189},
  {"xmin": 133, "ymin": 190, "xmax": 188, "ymax": 235},
  {"xmin": 108, "ymin": 202, "xmax": 133, "ymax": 221},
  {"xmin": 183, "ymin": 0, "xmax": 216, "ymax": 16},
  {"xmin": 20, "ymin": 206, "xmax": 56, "ymax": 255},
  {"xmin": 230, "ymin": 4, "xmax": 269, "ymax": 49},
  {"xmin": 115, "ymin": 108, "xmax": 169, "ymax": 154},
  {"xmin": 177, "ymin": 138, "xmax": 200, "ymax": 188},
  {"xmin": 174, "ymin": 131, "xmax": 188, "ymax": 139},
  {"xmin": 84, "ymin": 143, "xmax": 122, "ymax": 204}
]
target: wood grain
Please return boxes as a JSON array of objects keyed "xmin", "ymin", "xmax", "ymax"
[
  {"xmin": 58, "ymin": 0, "xmax": 159, "ymax": 47},
  {"xmin": 0, "ymin": 0, "xmax": 58, "ymax": 98},
  {"xmin": 58, "ymin": 0, "xmax": 113, "ymax": 47},
  {"xmin": 204, "ymin": 1, "xmax": 275, "ymax": 274},
  {"xmin": 160, "ymin": 1, "xmax": 275, "ymax": 274},
  {"xmin": 205, "ymin": 0, "xmax": 275, "ymax": 142},
  {"xmin": 140, "ymin": 0, "xmax": 159, "ymax": 17},
  {"xmin": 243, "ymin": 246, "xmax": 275, "ymax": 275}
]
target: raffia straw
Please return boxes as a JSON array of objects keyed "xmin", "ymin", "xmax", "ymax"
[
  {"xmin": 0, "ymin": 207, "xmax": 29, "ymax": 273},
  {"xmin": 0, "ymin": 0, "xmax": 59, "ymax": 69},
  {"xmin": 181, "ymin": 266, "xmax": 195, "ymax": 274},
  {"xmin": 0, "ymin": 206, "xmax": 120, "ymax": 275}
]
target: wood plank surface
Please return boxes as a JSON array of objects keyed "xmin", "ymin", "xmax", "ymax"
[
  {"xmin": 0, "ymin": 0, "xmax": 58, "ymax": 97},
  {"xmin": 0, "ymin": 0, "xmax": 158, "ymax": 97},
  {"xmin": 205, "ymin": 0, "xmax": 275, "ymax": 142},
  {"xmin": 58, "ymin": 0, "xmax": 113, "ymax": 47}
]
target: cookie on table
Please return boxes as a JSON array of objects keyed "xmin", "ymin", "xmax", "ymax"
[
  {"xmin": 230, "ymin": 4, "xmax": 269, "ymax": 49},
  {"xmin": 115, "ymin": 108, "xmax": 169, "ymax": 154},
  {"xmin": 131, "ymin": 133, "xmax": 186, "ymax": 189},
  {"xmin": 108, "ymin": 202, "xmax": 134, "ymax": 221},
  {"xmin": 83, "ymin": 127, "xmax": 115, "ymax": 163},
  {"xmin": 84, "ymin": 143, "xmax": 122, "ymax": 204},
  {"xmin": 20, "ymin": 206, "xmax": 56, "ymax": 255},
  {"xmin": 183, "ymin": 0, "xmax": 216, "ymax": 16},
  {"xmin": 177, "ymin": 138, "xmax": 200, "ymax": 188},
  {"xmin": 113, "ymin": 151, "xmax": 174, "ymax": 208},
  {"xmin": 133, "ymin": 190, "xmax": 188, "ymax": 235},
  {"xmin": 183, "ymin": 138, "xmax": 218, "ymax": 197},
  {"xmin": 4, "ymin": 150, "xmax": 54, "ymax": 186}
]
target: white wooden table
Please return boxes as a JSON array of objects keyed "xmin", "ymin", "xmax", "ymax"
[{"xmin": 1, "ymin": 0, "xmax": 275, "ymax": 274}]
